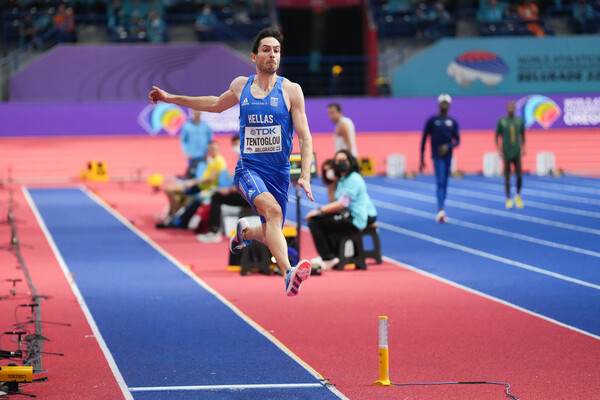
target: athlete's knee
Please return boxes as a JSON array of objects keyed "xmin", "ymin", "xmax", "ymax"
[
  {"xmin": 260, "ymin": 200, "xmax": 283, "ymax": 222},
  {"xmin": 165, "ymin": 183, "xmax": 182, "ymax": 195}
]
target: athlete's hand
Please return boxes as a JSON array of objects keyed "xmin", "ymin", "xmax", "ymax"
[
  {"xmin": 419, "ymin": 161, "xmax": 425, "ymax": 173},
  {"xmin": 149, "ymin": 86, "xmax": 172, "ymax": 105},
  {"xmin": 436, "ymin": 143, "xmax": 449, "ymax": 158},
  {"xmin": 521, "ymin": 146, "xmax": 526, "ymax": 156},
  {"xmin": 297, "ymin": 177, "xmax": 314, "ymax": 201}
]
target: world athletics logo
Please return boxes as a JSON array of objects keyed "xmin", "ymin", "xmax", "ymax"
[
  {"xmin": 447, "ymin": 50, "xmax": 508, "ymax": 88},
  {"xmin": 138, "ymin": 103, "xmax": 187, "ymax": 136},
  {"xmin": 515, "ymin": 95, "xmax": 562, "ymax": 129}
]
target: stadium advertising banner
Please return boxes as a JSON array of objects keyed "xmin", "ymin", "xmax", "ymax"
[
  {"xmin": 392, "ymin": 36, "xmax": 600, "ymax": 97},
  {"xmin": 0, "ymin": 93, "xmax": 598, "ymax": 137}
]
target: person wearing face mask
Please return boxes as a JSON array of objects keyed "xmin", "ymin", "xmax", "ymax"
[
  {"xmin": 157, "ymin": 140, "xmax": 226, "ymax": 228},
  {"xmin": 305, "ymin": 150, "xmax": 378, "ymax": 271},
  {"xmin": 320, "ymin": 159, "xmax": 338, "ymax": 202},
  {"xmin": 196, "ymin": 135, "xmax": 251, "ymax": 242}
]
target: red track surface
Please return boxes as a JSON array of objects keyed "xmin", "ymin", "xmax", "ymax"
[
  {"xmin": 1, "ymin": 132, "xmax": 599, "ymax": 399},
  {"xmin": 0, "ymin": 187, "xmax": 124, "ymax": 399},
  {"xmin": 0, "ymin": 129, "xmax": 599, "ymax": 183}
]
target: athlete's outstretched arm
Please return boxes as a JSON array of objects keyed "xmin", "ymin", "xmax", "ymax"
[
  {"xmin": 149, "ymin": 77, "xmax": 246, "ymax": 113},
  {"xmin": 287, "ymin": 81, "xmax": 314, "ymax": 201}
]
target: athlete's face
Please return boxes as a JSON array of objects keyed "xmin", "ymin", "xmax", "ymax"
[
  {"xmin": 253, "ymin": 37, "xmax": 281, "ymax": 74},
  {"xmin": 438, "ymin": 101, "xmax": 450, "ymax": 113},
  {"xmin": 207, "ymin": 142, "xmax": 219, "ymax": 158},
  {"xmin": 506, "ymin": 101, "xmax": 516, "ymax": 114},
  {"xmin": 327, "ymin": 106, "xmax": 341, "ymax": 123},
  {"xmin": 191, "ymin": 110, "xmax": 201, "ymax": 122}
]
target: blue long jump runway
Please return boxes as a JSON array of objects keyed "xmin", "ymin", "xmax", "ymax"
[
  {"xmin": 288, "ymin": 174, "xmax": 600, "ymax": 339},
  {"xmin": 26, "ymin": 187, "xmax": 342, "ymax": 400}
]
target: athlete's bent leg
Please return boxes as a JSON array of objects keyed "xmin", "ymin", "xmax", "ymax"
[
  {"xmin": 247, "ymin": 192, "xmax": 292, "ymax": 273},
  {"xmin": 164, "ymin": 182, "xmax": 185, "ymax": 215}
]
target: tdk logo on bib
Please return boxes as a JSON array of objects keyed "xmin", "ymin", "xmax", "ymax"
[{"xmin": 245, "ymin": 125, "xmax": 282, "ymax": 153}]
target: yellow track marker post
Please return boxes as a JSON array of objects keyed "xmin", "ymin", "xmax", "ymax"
[{"xmin": 373, "ymin": 315, "xmax": 391, "ymax": 386}]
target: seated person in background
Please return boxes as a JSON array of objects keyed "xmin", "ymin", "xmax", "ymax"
[
  {"xmin": 35, "ymin": 8, "xmax": 54, "ymax": 36},
  {"xmin": 54, "ymin": 3, "xmax": 77, "ymax": 43},
  {"xmin": 195, "ymin": 3, "xmax": 219, "ymax": 41},
  {"xmin": 518, "ymin": 0, "xmax": 545, "ymax": 37},
  {"xmin": 429, "ymin": 1, "xmax": 453, "ymax": 38},
  {"xmin": 477, "ymin": 0, "xmax": 506, "ymax": 23},
  {"xmin": 146, "ymin": 9, "xmax": 166, "ymax": 43},
  {"xmin": 387, "ymin": 0, "xmax": 415, "ymax": 13},
  {"xmin": 108, "ymin": 0, "xmax": 127, "ymax": 33},
  {"xmin": 572, "ymin": 0, "xmax": 598, "ymax": 33},
  {"xmin": 157, "ymin": 141, "xmax": 226, "ymax": 228},
  {"xmin": 305, "ymin": 150, "xmax": 377, "ymax": 271},
  {"xmin": 19, "ymin": 12, "xmax": 38, "ymax": 48},
  {"xmin": 413, "ymin": 1, "xmax": 452, "ymax": 40},
  {"xmin": 321, "ymin": 158, "xmax": 338, "ymax": 203},
  {"xmin": 196, "ymin": 135, "xmax": 250, "ymax": 242}
]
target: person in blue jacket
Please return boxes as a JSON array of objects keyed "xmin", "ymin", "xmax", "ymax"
[{"xmin": 420, "ymin": 93, "xmax": 460, "ymax": 223}]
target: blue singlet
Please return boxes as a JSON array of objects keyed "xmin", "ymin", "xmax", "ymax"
[{"xmin": 234, "ymin": 75, "xmax": 294, "ymax": 223}]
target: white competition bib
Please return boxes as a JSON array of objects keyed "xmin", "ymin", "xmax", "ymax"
[{"xmin": 244, "ymin": 125, "xmax": 282, "ymax": 153}]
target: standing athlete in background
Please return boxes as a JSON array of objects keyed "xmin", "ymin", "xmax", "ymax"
[
  {"xmin": 496, "ymin": 101, "xmax": 526, "ymax": 209},
  {"xmin": 149, "ymin": 28, "xmax": 315, "ymax": 297},
  {"xmin": 420, "ymin": 94, "xmax": 460, "ymax": 223},
  {"xmin": 180, "ymin": 109, "xmax": 213, "ymax": 179},
  {"xmin": 327, "ymin": 103, "xmax": 358, "ymax": 157}
]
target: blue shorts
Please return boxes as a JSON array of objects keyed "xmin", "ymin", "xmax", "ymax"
[
  {"xmin": 234, "ymin": 166, "xmax": 289, "ymax": 225},
  {"xmin": 184, "ymin": 185, "xmax": 201, "ymax": 196}
]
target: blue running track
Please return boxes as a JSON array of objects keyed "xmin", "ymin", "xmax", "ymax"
[
  {"xmin": 288, "ymin": 174, "xmax": 600, "ymax": 339},
  {"xmin": 26, "ymin": 187, "xmax": 344, "ymax": 400}
]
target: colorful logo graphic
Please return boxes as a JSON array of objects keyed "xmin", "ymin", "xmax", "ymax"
[
  {"xmin": 516, "ymin": 95, "xmax": 561, "ymax": 129},
  {"xmin": 138, "ymin": 103, "xmax": 187, "ymax": 136},
  {"xmin": 447, "ymin": 50, "xmax": 508, "ymax": 88}
]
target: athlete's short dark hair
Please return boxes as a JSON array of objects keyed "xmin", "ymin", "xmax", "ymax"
[
  {"xmin": 252, "ymin": 28, "xmax": 283, "ymax": 54},
  {"xmin": 328, "ymin": 103, "xmax": 342, "ymax": 112}
]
